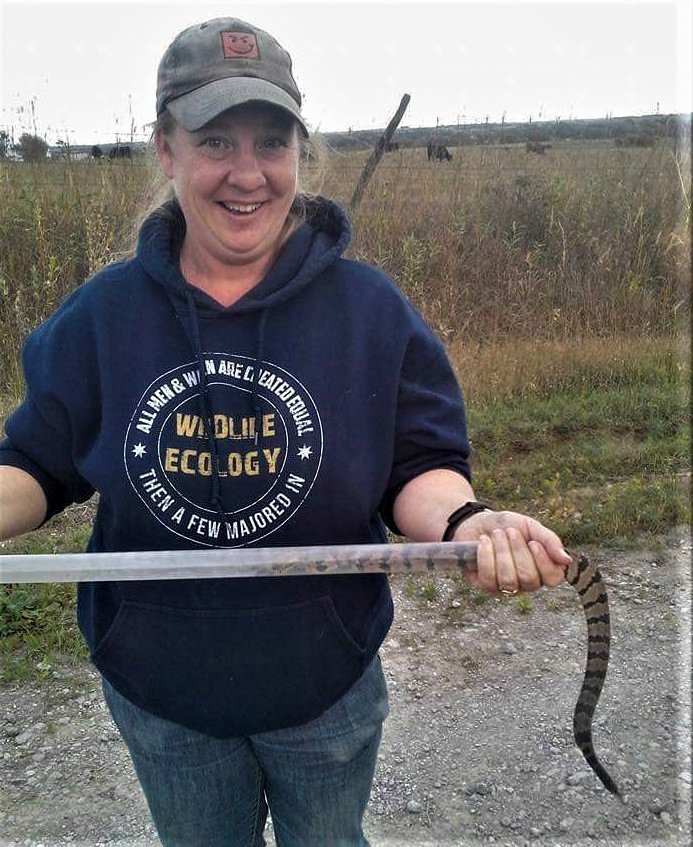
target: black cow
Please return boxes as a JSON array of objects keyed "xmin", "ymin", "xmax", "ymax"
[
  {"xmin": 90, "ymin": 145, "xmax": 104, "ymax": 160},
  {"xmin": 427, "ymin": 141, "xmax": 452, "ymax": 162},
  {"xmin": 525, "ymin": 141, "xmax": 551, "ymax": 155},
  {"xmin": 109, "ymin": 144, "xmax": 132, "ymax": 160},
  {"xmin": 385, "ymin": 141, "xmax": 399, "ymax": 152}
]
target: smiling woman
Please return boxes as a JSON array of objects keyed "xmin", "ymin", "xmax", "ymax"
[
  {"xmin": 0, "ymin": 14, "xmax": 572, "ymax": 847},
  {"xmin": 155, "ymin": 104, "xmax": 302, "ymax": 305}
]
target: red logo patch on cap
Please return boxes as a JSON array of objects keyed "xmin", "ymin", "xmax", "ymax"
[{"xmin": 221, "ymin": 31, "xmax": 260, "ymax": 60}]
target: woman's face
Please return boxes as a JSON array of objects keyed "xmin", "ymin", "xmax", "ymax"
[{"xmin": 156, "ymin": 103, "xmax": 300, "ymax": 279}]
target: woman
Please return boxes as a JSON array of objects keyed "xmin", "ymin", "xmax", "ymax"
[{"xmin": 0, "ymin": 17, "xmax": 569, "ymax": 847}]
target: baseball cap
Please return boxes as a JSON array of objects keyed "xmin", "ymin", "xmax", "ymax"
[{"xmin": 156, "ymin": 18, "xmax": 307, "ymax": 135}]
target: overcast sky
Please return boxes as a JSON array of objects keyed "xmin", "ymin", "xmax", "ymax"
[{"xmin": 1, "ymin": 0, "xmax": 691, "ymax": 145}]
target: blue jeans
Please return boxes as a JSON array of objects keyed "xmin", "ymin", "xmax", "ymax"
[{"xmin": 102, "ymin": 656, "xmax": 389, "ymax": 847}]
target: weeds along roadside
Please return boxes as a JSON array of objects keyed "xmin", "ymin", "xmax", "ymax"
[{"xmin": 0, "ymin": 140, "xmax": 690, "ymax": 680}]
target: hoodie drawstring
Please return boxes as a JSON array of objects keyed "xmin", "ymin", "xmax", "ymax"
[
  {"xmin": 252, "ymin": 309, "xmax": 269, "ymax": 446},
  {"xmin": 183, "ymin": 288, "xmax": 228, "ymax": 526},
  {"xmin": 182, "ymin": 290, "xmax": 270, "ymax": 530}
]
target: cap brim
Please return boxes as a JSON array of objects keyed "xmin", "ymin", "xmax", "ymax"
[{"xmin": 166, "ymin": 77, "xmax": 308, "ymax": 135}]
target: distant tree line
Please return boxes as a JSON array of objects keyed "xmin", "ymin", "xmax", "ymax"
[
  {"xmin": 324, "ymin": 113, "xmax": 683, "ymax": 152},
  {"xmin": 1, "ymin": 113, "xmax": 686, "ymax": 162}
]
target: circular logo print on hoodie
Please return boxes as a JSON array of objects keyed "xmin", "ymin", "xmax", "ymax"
[{"xmin": 124, "ymin": 354, "xmax": 322, "ymax": 546}]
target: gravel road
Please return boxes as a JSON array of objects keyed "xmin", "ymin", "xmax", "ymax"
[{"xmin": 1, "ymin": 527, "xmax": 690, "ymax": 847}]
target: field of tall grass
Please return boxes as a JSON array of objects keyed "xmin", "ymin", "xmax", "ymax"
[
  {"xmin": 0, "ymin": 137, "xmax": 690, "ymax": 677},
  {"xmin": 334, "ymin": 141, "xmax": 689, "ymax": 343},
  {"xmin": 0, "ymin": 139, "xmax": 688, "ymax": 383}
]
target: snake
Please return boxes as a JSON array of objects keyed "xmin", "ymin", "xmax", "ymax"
[
  {"xmin": 565, "ymin": 553, "xmax": 620, "ymax": 796},
  {"xmin": 271, "ymin": 543, "xmax": 621, "ymax": 796},
  {"xmin": 0, "ymin": 540, "xmax": 619, "ymax": 795},
  {"xmin": 292, "ymin": 543, "xmax": 621, "ymax": 796}
]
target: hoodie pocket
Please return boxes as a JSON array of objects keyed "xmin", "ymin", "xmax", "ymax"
[{"xmin": 91, "ymin": 597, "xmax": 366, "ymax": 738}]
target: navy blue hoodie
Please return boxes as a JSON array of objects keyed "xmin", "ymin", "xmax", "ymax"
[{"xmin": 1, "ymin": 197, "xmax": 471, "ymax": 737}]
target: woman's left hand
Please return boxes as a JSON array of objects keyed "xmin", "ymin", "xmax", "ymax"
[{"xmin": 452, "ymin": 510, "xmax": 571, "ymax": 596}]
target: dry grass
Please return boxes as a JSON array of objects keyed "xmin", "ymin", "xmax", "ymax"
[
  {"xmin": 324, "ymin": 141, "xmax": 689, "ymax": 342},
  {"xmin": 0, "ymin": 139, "xmax": 688, "ymax": 393},
  {"xmin": 0, "ymin": 157, "xmax": 144, "ymax": 390},
  {"xmin": 447, "ymin": 334, "xmax": 687, "ymax": 406}
]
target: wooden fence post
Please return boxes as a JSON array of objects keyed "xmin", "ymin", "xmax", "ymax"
[{"xmin": 348, "ymin": 93, "xmax": 411, "ymax": 215}]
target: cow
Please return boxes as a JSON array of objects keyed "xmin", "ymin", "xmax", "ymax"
[
  {"xmin": 525, "ymin": 140, "xmax": 551, "ymax": 155},
  {"xmin": 427, "ymin": 142, "xmax": 452, "ymax": 162},
  {"xmin": 109, "ymin": 144, "xmax": 132, "ymax": 160},
  {"xmin": 385, "ymin": 141, "xmax": 399, "ymax": 152},
  {"xmin": 433, "ymin": 144, "xmax": 452, "ymax": 162},
  {"xmin": 90, "ymin": 145, "xmax": 104, "ymax": 160}
]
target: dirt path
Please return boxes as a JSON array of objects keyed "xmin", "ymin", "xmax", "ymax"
[{"xmin": 1, "ymin": 528, "xmax": 690, "ymax": 847}]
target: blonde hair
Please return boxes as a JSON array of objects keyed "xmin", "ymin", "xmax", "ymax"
[{"xmin": 122, "ymin": 109, "xmax": 327, "ymax": 257}]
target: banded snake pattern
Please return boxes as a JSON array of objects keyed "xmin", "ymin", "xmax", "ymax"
[
  {"xmin": 275, "ymin": 543, "xmax": 621, "ymax": 797},
  {"xmin": 0, "ymin": 540, "xmax": 620, "ymax": 795},
  {"xmin": 565, "ymin": 553, "xmax": 620, "ymax": 796}
]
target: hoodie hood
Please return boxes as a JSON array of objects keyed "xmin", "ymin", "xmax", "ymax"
[{"xmin": 136, "ymin": 194, "xmax": 353, "ymax": 315}]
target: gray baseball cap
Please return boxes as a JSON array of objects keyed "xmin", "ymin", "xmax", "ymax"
[{"xmin": 156, "ymin": 18, "xmax": 307, "ymax": 135}]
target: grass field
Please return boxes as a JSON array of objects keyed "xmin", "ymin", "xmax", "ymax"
[
  {"xmin": 0, "ymin": 137, "xmax": 690, "ymax": 679},
  {"xmin": 1, "ymin": 140, "xmax": 687, "ymax": 383}
]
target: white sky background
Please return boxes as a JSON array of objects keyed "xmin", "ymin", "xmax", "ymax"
[{"xmin": 0, "ymin": 0, "xmax": 691, "ymax": 145}]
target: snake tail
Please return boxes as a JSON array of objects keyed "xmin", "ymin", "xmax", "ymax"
[{"xmin": 566, "ymin": 553, "xmax": 621, "ymax": 797}]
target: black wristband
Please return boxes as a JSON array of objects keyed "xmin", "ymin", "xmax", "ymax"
[{"xmin": 442, "ymin": 502, "xmax": 490, "ymax": 542}]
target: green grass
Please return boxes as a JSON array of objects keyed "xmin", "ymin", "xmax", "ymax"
[
  {"xmin": 468, "ymin": 345, "xmax": 689, "ymax": 546},
  {"xmin": 420, "ymin": 579, "xmax": 440, "ymax": 602},
  {"xmin": 515, "ymin": 595, "xmax": 533, "ymax": 615},
  {"xmin": 0, "ymin": 504, "xmax": 93, "ymax": 681},
  {"xmin": 0, "ymin": 583, "xmax": 87, "ymax": 682},
  {"xmin": 397, "ymin": 338, "xmax": 689, "ymax": 623}
]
